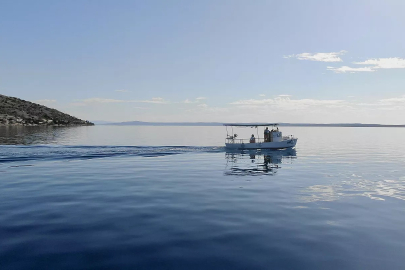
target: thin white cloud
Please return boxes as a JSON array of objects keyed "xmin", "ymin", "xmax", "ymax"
[
  {"xmin": 184, "ymin": 103, "xmax": 228, "ymax": 114},
  {"xmin": 80, "ymin": 98, "xmax": 125, "ymax": 104},
  {"xmin": 230, "ymin": 96, "xmax": 346, "ymax": 110},
  {"xmin": 230, "ymin": 95, "xmax": 405, "ymax": 116},
  {"xmin": 379, "ymin": 95, "xmax": 405, "ymax": 105},
  {"xmin": 285, "ymin": 50, "xmax": 346, "ymax": 62},
  {"xmin": 182, "ymin": 97, "xmax": 207, "ymax": 104},
  {"xmin": 354, "ymin": 57, "xmax": 405, "ymax": 69},
  {"xmin": 283, "ymin": 54, "xmax": 295, "ymax": 59},
  {"xmin": 327, "ymin": 66, "xmax": 375, "ymax": 73},
  {"xmin": 329, "ymin": 57, "xmax": 405, "ymax": 74},
  {"xmin": 183, "ymin": 98, "xmax": 200, "ymax": 104},
  {"xmin": 140, "ymin": 97, "xmax": 168, "ymax": 104},
  {"xmin": 354, "ymin": 96, "xmax": 405, "ymax": 110},
  {"xmin": 259, "ymin": 94, "xmax": 266, "ymax": 97},
  {"xmin": 115, "ymin": 89, "xmax": 130, "ymax": 93},
  {"xmin": 183, "ymin": 99, "xmax": 194, "ymax": 104},
  {"xmin": 287, "ymin": 51, "xmax": 405, "ymax": 74}
]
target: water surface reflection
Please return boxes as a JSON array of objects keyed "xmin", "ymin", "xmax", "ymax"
[
  {"xmin": 0, "ymin": 126, "xmax": 85, "ymax": 145},
  {"xmin": 225, "ymin": 149, "xmax": 296, "ymax": 176},
  {"xmin": 301, "ymin": 177, "xmax": 405, "ymax": 202}
]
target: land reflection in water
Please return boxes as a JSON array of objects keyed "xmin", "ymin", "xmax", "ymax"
[
  {"xmin": 225, "ymin": 148, "xmax": 297, "ymax": 176},
  {"xmin": 0, "ymin": 126, "xmax": 85, "ymax": 145}
]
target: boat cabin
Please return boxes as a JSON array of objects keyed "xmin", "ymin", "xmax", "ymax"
[{"xmin": 224, "ymin": 123, "xmax": 297, "ymax": 149}]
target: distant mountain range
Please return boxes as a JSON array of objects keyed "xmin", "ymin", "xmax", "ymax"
[
  {"xmin": 0, "ymin": 94, "xmax": 94, "ymax": 126},
  {"xmin": 102, "ymin": 121, "xmax": 405, "ymax": 128}
]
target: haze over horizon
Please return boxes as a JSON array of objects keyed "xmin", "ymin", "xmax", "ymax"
[{"xmin": 1, "ymin": 0, "xmax": 405, "ymax": 124}]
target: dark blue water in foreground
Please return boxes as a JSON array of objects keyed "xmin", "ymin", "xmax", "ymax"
[{"xmin": 1, "ymin": 126, "xmax": 405, "ymax": 269}]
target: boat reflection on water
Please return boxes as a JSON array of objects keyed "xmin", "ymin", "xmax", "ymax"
[{"xmin": 225, "ymin": 148, "xmax": 296, "ymax": 176}]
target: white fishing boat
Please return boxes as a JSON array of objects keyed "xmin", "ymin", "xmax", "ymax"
[{"xmin": 224, "ymin": 123, "xmax": 297, "ymax": 149}]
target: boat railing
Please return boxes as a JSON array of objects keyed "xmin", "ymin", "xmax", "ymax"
[
  {"xmin": 226, "ymin": 136, "xmax": 295, "ymax": 144},
  {"xmin": 226, "ymin": 137, "xmax": 267, "ymax": 144}
]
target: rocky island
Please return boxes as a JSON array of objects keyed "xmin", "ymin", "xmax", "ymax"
[{"xmin": 0, "ymin": 94, "xmax": 93, "ymax": 126}]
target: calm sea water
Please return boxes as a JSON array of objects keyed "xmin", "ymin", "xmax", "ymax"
[{"xmin": 1, "ymin": 125, "xmax": 405, "ymax": 270}]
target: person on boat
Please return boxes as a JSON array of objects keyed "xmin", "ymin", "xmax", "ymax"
[
  {"xmin": 250, "ymin": 134, "xmax": 256, "ymax": 143},
  {"xmin": 264, "ymin": 127, "xmax": 270, "ymax": 142}
]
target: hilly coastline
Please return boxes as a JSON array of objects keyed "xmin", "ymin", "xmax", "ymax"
[{"xmin": 0, "ymin": 94, "xmax": 93, "ymax": 126}]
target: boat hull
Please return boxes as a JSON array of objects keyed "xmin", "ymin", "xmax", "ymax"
[{"xmin": 225, "ymin": 139, "xmax": 297, "ymax": 149}]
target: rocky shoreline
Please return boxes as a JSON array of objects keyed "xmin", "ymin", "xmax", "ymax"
[
  {"xmin": 0, "ymin": 114, "xmax": 93, "ymax": 126},
  {"xmin": 0, "ymin": 94, "xmax": 94, "ymax": 126}
]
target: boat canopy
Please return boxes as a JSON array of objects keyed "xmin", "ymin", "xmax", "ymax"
[{"xmin": 223, "ymin": 123, "xmax": 278, "ymax": 127}]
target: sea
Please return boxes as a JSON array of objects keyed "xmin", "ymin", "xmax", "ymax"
[{"xmin": 1, "ymin": 125, "xmax": 405, "ymax": 270}]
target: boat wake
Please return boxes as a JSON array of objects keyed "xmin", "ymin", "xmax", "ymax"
[
  {"xmin": 0, "ymin": 145, "xmax": 298, "ymax": 166},
  {"xmin": 0, "ymin": 145, "xmax": 227, "ymax": 164}
]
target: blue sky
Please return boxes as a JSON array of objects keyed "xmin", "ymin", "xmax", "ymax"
[{"xmin": 1, "ymin": 0, "xmax": 405, "ymax": 123}]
